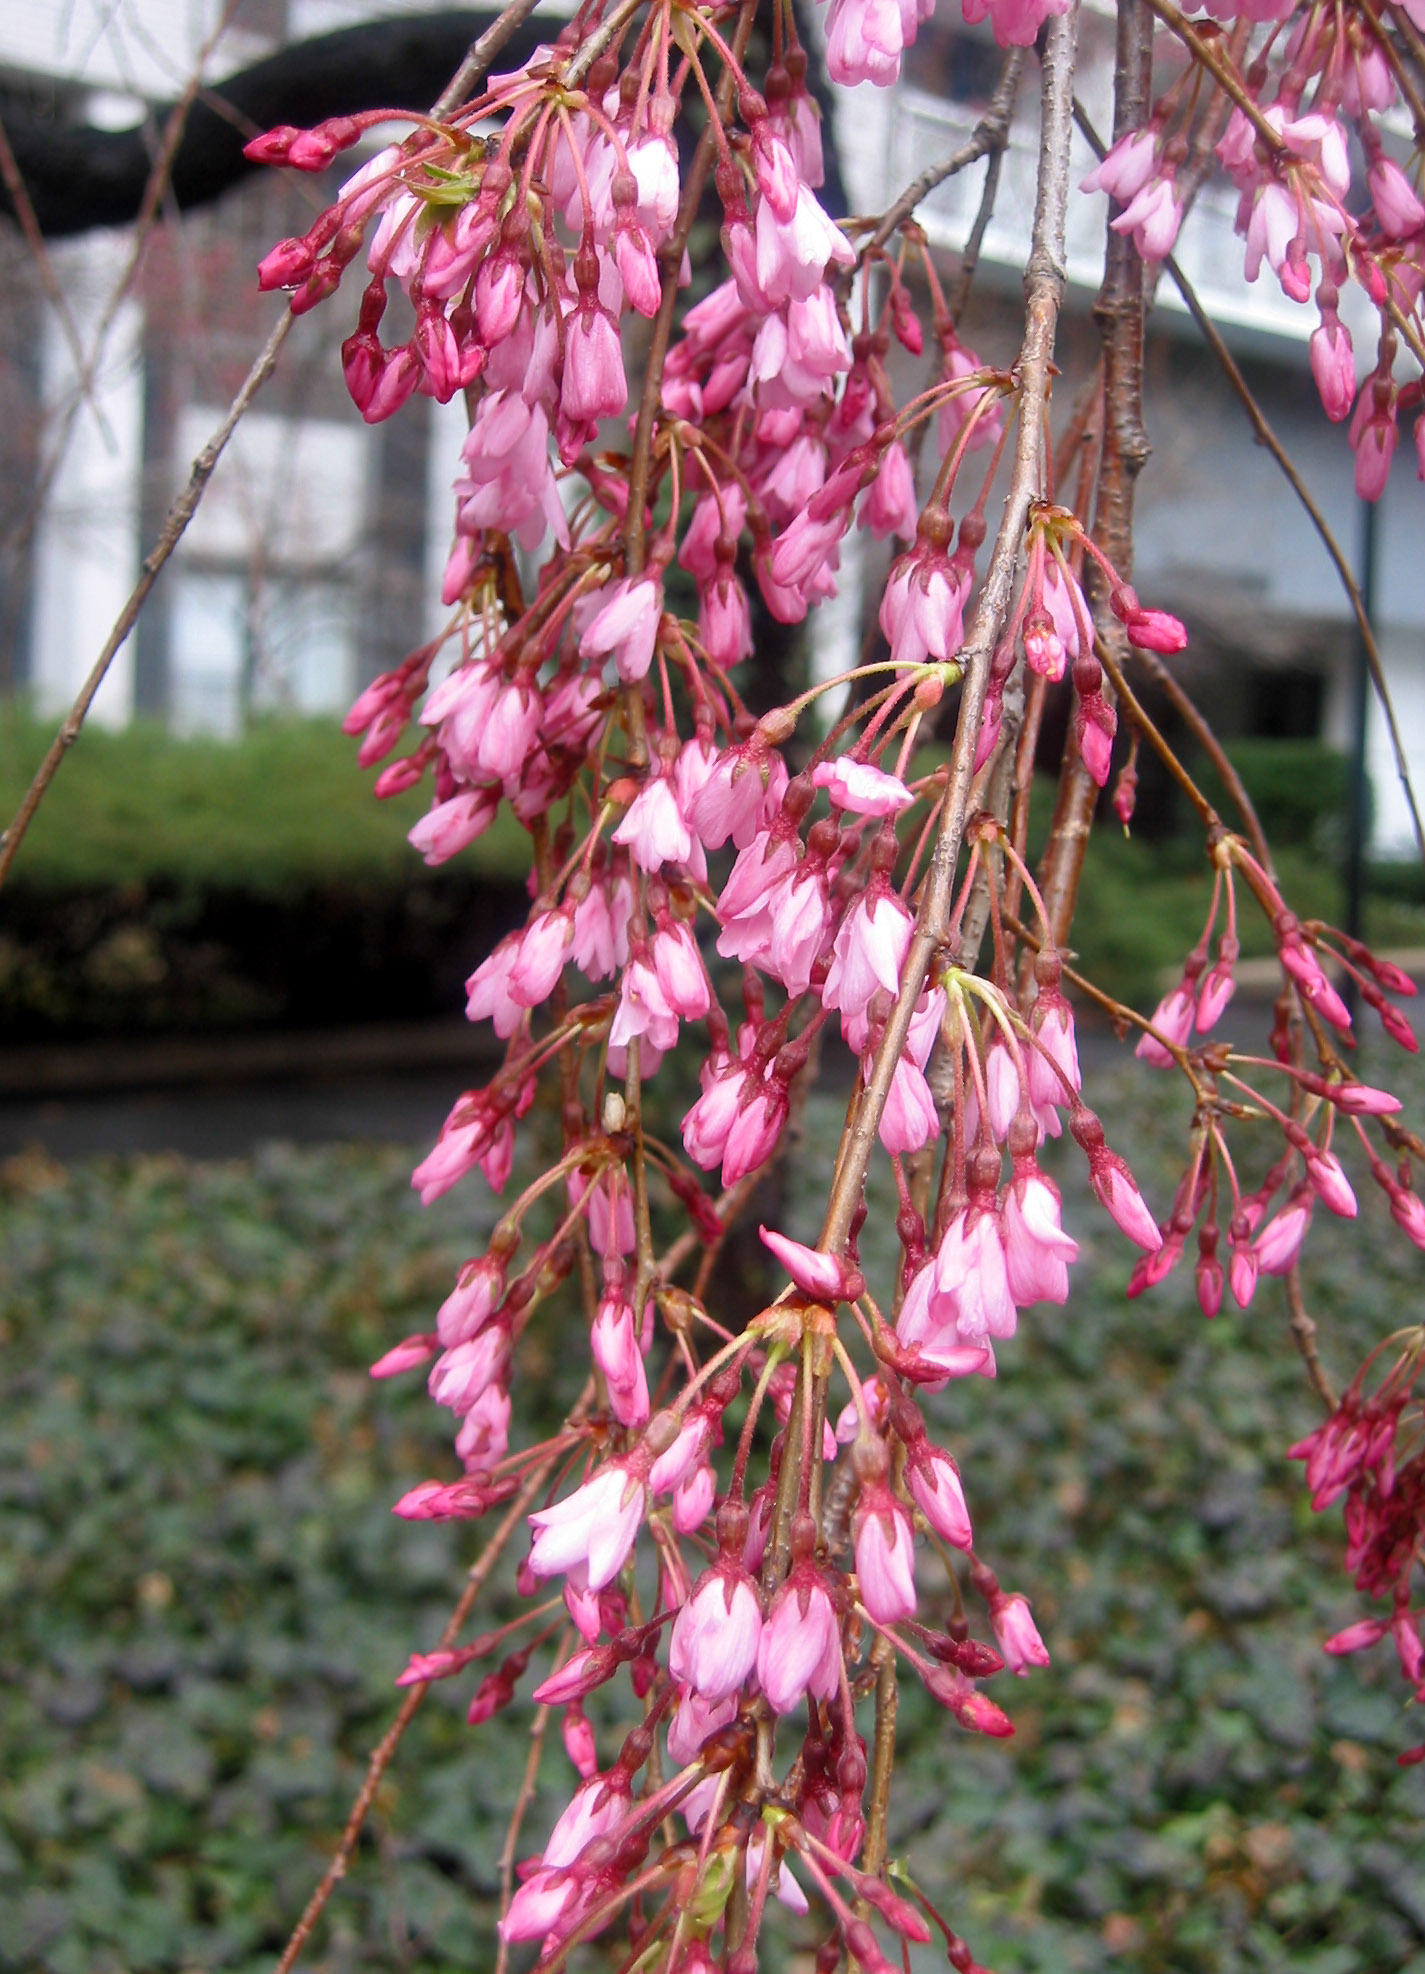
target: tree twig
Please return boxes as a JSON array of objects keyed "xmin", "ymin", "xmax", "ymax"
[
  {"xmin": 819, "ymin": 1, "xmax": 1081, "ymax": 1252},
  {"xmin": 493, "ymin": 1695, "xmax": 557, "ymax": 1974},
  {"xmin": 0, "ymin": 111, "xmax": 116, "ymax": 446},
  {"xmin": 1126, "ymin": 640, "xmax": 1273, "ymax": 871},
  {"xmin": 435, "ymin": 0, "xmax": 552, "ymax": 115},
  {"xmin": 1038, "ymin": 0, "xmax": 1152, "ymax": 948},
  {"xmin": 0, "ymin": 307, "xmax": 293, "ymax": 888},
  {"xmin": 272, "ymin": 1411, "xmax": 588, "ymax": 1974},
  {"xmin": 1284, "ymin": 1268, "xmax": 1338, "ymax": 1411},
  {"xmin": 868, "ymin": 49, "xmax": 1024, "ymax": 254}
]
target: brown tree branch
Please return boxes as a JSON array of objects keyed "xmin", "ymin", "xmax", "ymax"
[
  {"xmin": 0, "ymin": 307, "xmax": 294, "ymax": 890},
  {"xmin": 0, "ymin": 0, "xmax": 546, "ymax": 894},
  {"xmin": 868, "ymin": 48, "xmax": 1024, "ymax": 253},
  {"xmin": 1038, "ymin": 0, "xmax": 1153, "ymax": 949},
  {"xmin": 1284, "ymin": 1268, "xmax": 1338, "ymax": 1411},
  {"xmin": 273, "ymin": 1390, "xmax": 591, "ymax": 1974},
  {"xmin": 818, "ymin": 1, "xmax": 1081, "ymax": 1252}
]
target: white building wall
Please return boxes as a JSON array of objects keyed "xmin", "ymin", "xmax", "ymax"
[{"xmin": 30, "ymin": 236, "xmax": 145, "ymax": 727}]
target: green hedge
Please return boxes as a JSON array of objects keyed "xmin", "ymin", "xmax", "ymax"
[
  {"xmin": 0, "ymin": 711, "xmax": 526, "ymax": 893},
  {"xmin": 1197, "ymin": 739, "xmax": 1359, "ymax": 855}
]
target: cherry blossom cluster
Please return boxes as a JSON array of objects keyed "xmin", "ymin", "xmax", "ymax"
[
  {"xmin": 246, "ymin": 0, "xmax": 1425, "ymax": 1957},
  {"xmin": 1082, "ymin": 0, "xmax": 1425, "ymax": 497},
  {"xmin": 1298, "ymin": 1327, "xmax": 1425, "ymax": 1766},
  {"xmin": 1128, "ymin": 834, "xmax": 1422, "ymax": 1314}
]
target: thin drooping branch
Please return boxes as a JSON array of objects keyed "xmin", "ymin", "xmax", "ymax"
[
  {"xmin": 0, "ymin": 307, "xmax": 293, "ymax": 891},
  {"xmin": 868, "ymin": 48, "xmax": 1024, "ymax": 253},
  {"xmin": 944, "ymin": 66, "xmax": 1022, "ymax": 327},
  {"xmin": 819, "ymin": 1, "xmax": 1081, "ymax": 1253},
  {"xmin": 0, "ymin": 112, "xmax": 115, "ymax": 443},
  {"xmin": 1038, "ymin": 0, "xmax": 1152, "ymax": 948},
  {"xmin": 0, "ymin": 12, "xmax": 539, "ymax": 236},
  {"xmin": 1127, "ymin": 642, "xmax": 1272, "ymax": 869},
  {"xmin": 1156, "ymin": 242, "xmax": 1425, "ymax": 865},
  {"xmin": 3, "ymin": 5, "xmax": 241, "ymax": 585},
  {"xmin": 433, "ymin": 0, "xmax": 550, "ymax": 114},
  {"xmin": 0, "ymin": 0, "xmax": 551, "ymax": 894},
  {"xmin": 271, "ymin": 1435, "xmax": 580, "ymax": 1974},
  {"xmin": 1284, "ymin": 1268, "xmax": 1338, "ymax": 1411}
]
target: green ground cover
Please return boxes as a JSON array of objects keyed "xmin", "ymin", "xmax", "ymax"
[{"xmin": 3, "ymin": 1048, "xmax": 1424, "ymax": 1973}]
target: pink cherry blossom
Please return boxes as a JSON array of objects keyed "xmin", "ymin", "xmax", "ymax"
[
  {"xmin": 1003, "ymin": 1169, "xmax": 1079, "ymax": 1306},
  {"xmin": 758, "ymin": 1225, "xmax": 853, "ymax": 1301},
  {"xmin": 670, "ymin": 1567, "xmax": 764, "ymax": 1699},
  {"xmin": 1110, "ymin": 174, "xmax": 1183, "ymax": 261},
  {"xmin": 853, "ymin": 1484, "xmax": 917, "ymax": 1622},
  {"xmin": 823, "ymin": 888, "xmax": 913, "ymax": 1023},
  {"xmin": 992, "ymin": 1593, "xmax": 1051, "ymax": 1674},
  {"xmin": 906, "ymin": 1442, "xmax": 973, "ymax": 1549},
  {"xmin": 590, "ymin": 1294, "xmax": 649, "ymax": 1426},
  {"xmin": 543, "ymin": 1769, "xmax": 632, "ymax": 1867},
  {"xmin": 757, "ymin": 1564, "xmax": 841, "ymax": 1713},
  {"xmin": 1253, "ymin": 1197, "xmax": 1311, "ymax": 1273},
  {"xmin": 811, "ymin": 757, "xmax": 914, "ymax": 815},
  {"xmin": 580, "ymin": 575, "xmax": 663, "ymax": 683},
  {"xmin": 613, "ymin": 775, "xmax": 694, "ymax": 872},
  {"xmin": 528, "ymin": 1463, "xmax": 647, "ymax": 1591}
]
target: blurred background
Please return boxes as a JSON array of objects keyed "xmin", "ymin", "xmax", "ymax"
[{"xmin": 2, "ymin": 3, "xmax": 1425, "ymax": 1972}]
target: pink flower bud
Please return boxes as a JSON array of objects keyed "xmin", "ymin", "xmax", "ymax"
[
  {"xmin": 1090, "ymin": 1154, "xmax": 1163, "ymax": 1251},
  {"xmin": 1323, "ymin": 1617, "xmax": 1387, "ymax": 1656},
  {"xmin": 756, "ymin": 1564, "xmax": 841, "ymax": 1714},
  {"xmin": 562, "ymin": 1704, "xmax": 597, "ymax": 1779},
  {"xmin": 853, "ymin": 1485, "xmax": 918, "ymax": 1623},
  {"xmin": 258, "ymin": 235, "xmax": 316, "ymax": 290},
  {"xmin": 906, "ymin": 1442, "xmax": 974, "ymax": 1549},
  {"xmin": 759, "ymin": 1225, "xmax": 857, "ymax": 1302},
  {"xmin": 1137, "ymin": 984, "xmax": 1194, "ymax": 1066},
  {"xmin": 991, "ymin": 1593, "xmax": 1051, "ymax": 1675},
  {"xmin": 1253, "ymin": 1197, "xmax": 1311, "ymax": 1274},
  {"xmin": 673, "ymin": 1460, "xmax": 717, "ymax": 1533},
  {"xmin": 499, "ymin": 1869, "xmax": 578, "ymax": 1942},
  {"xmin": 1310, "ymin": 316, "xmax": 1356, "ymax": 422},
  {"xmin": 1369, "ymin": 156, "xmax": 1425, "ymax": 240},
  {"xmin": 1306, "ymin": 1149, "xmax": 1358, "ymax": 1218},
  {"xmin": 811, "ymin": 757, "xmax": 914, "ymax": 815},
  {"xmin": 1389, "ymin": 1186, "xmax": 1425, "ymax": 1248},
  {"xmin": 1229, "ymin": 1241, "xmax": 1259, "ymax": 1309},
  {"xmin": 1196, "ymin": 963, "xmax": 1237, "ymax": 1031},
  {"xmin": 369, "ymin": 1332, "xmax": 439, "ymax": 1378},
  {"xmin": 528, "ymin": 1463, "xmax": 648, "ymax": 1592},
  {"xmin": 926, "ymin": 1667, "xmax": 1015, "ymax": 1736},
  {"xmin": 531, "ymin": 1646, "xmax": 616, "ymax": 1706},
  {"xmin": 670, "ymin": 1566, "xmax": 764, "ymax": 1699}
]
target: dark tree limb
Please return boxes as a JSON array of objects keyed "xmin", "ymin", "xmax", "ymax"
[
  {"xmin": 0, "ymin": 2, "xmax": 846, "ymax": 237},
  {"xmin": 0, "ymin": 14, "xmax": 533, "ymax": 236}
]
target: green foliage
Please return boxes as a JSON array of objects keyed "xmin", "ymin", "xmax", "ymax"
[
  {"xmin": 0, "ymin": 709, "xmax": 526, "ymax": 892},
  {"xmin": 1197, "ymin": 739, "xmax": 1356, "ymax": 856},
  {"xmin": 2, "ymin": 1052, "xmax": 1424, "ymax": 1972},
  {"xmin": 1069, "ymin": 830, "xmax": 1425, "ymax": 1012}
]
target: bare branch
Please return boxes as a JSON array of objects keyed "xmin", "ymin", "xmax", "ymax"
[
  {"xmin": 272, "ymin": 1409, "xmax": 588, "ymax": 1974},
  {"xmin": 0, "ymin": 307, "xmax": 293, "ymax": 890},
  {"xmin": 819, "ymin": 1, "xmax": 1082, "ymax": 1252},
  {"xmin": 868, "ymin": 48, "xmax": 1024, "ymax": 253}
]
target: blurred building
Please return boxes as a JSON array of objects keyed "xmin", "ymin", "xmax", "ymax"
[{"xmin": 1, "ymin": 0, "xmax": 1422, "ymax": 847}]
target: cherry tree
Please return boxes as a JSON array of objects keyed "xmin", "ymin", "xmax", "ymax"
[{"xmin": 5, "ymin": 0, "xmax": 1425, "ymax": 1965}]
